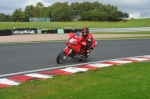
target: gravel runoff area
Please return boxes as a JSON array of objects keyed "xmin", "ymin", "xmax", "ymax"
[{"xmin": 0, "ymin": 34, "xmax": 150, "ymax": 43}]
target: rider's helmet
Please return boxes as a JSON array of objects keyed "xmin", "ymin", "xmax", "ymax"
[{"xmin": 81, "ymin": 27, "xmax": 89, "ymax": 36}]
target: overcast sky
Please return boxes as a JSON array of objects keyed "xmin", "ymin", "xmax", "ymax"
[{"xmin": 1, "ymin": 0, "xmax": 150, "ymax": 18}]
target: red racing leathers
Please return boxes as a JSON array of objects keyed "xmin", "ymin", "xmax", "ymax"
[{"xmin": 80, "ymin": 32, "xmax": 96, "ymax": 51}]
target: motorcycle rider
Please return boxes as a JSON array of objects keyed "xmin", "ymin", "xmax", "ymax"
[{"xmin": 81, "ymin": 26, "xmax": 96, "ymax": 55}]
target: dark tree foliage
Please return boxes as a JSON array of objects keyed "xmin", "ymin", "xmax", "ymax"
[
  {"xmin": 3, "ymin": 1, "xmax": 129, "ymax": 22},
  {"xmin": 0, "ymin": 13, "xmax": 12, "ymax": 22},
  {"xmin": 12, "ymin": 8, "xmax": 25, "ymax": 22}
]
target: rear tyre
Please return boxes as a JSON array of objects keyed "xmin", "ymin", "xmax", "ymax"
[{"xmin": 56, "ymin": 50, "xmax": 68, "ymax": 64}]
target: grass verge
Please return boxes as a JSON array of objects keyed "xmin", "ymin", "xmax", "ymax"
[
  {"xmin": 1, "ymin": 18, "xmax": 150, "ymax": 30},
  {"xmin": 0, "ymin": 62, "xmax": 150, "ymax": 99}
]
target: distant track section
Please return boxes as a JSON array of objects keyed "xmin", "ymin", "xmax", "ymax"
[{"xmin": 90, "ymin": 27, "xmax": 150, "ymax": 32}]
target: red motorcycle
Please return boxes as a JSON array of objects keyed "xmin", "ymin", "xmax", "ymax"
[{"xmin": 56, "ymin": 32, "xmax": 97, "ymax": 64}]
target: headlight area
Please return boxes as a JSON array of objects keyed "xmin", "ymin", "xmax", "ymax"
[{"xmin": 68, "ymin": 38, "xmax": 77, "ymax": 44}]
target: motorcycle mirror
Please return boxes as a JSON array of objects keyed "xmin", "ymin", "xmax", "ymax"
[{"xmin": 71, "ymin": 27, "xmax": 75, "ymax": 33}]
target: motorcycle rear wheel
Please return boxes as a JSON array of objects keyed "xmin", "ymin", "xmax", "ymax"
[{"xmin": 56, "ymin": 50, "xmax": 68, "ymax": 64}]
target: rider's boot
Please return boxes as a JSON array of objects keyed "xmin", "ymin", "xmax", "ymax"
[{"xmin": 86, "ymin": 50, "xmax": 90, "ymax": 56}]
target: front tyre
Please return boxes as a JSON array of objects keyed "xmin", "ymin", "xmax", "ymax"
[{"xmin": 56, "ymin": 50, "xmax": 68, "ymax": 64}]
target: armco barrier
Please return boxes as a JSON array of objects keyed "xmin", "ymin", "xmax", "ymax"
[
  {"xmin": 12, "ymin": 28, "xmax": 57, "ymax": 34},
  {"xmin": 64, "ymin": 29, "xmax": 82, "ymax": 33},
  {"xmin": 64, "ymin": 29, "xmax": 74, "ymax": 33},
  {"xmin": 57, "ymin": 29, "xmax": 64, "ymax": 34},
  {"xmin": 0, "ymin": 30, "xmax": 12, "ymax": 36},
  {"xmin": 42, "ymin": 30, "xmax": 48, "ymax": 34},
  {"xmin": 0, "ymin": 28, "xmax": 82, "ymax": 36},
  {"xmin": 47, "ymin": 30, "xmax": 57, "ymax": 34},
  {"xmin": 12, "ymin": 28, "xmax": 37, "ymax": 35},
  {"xmin": 75, "ymin": 29, "xmax": 82, "ymax": 32}
]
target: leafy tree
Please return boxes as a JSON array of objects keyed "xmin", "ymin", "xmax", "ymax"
[
  {"xmin": 50, "ymin": 2, "xmax": 62, "ymax": 21},
  {"xmin": 81, "ymin": 11, "xmax": 89, "ymax": 21},
  {"xmin": 0, "ymin": 13, "xmax": 12, "ymax": 22},
  {"xmin": 108, "ymin": 10, "xmax": 119, "ymax": 21},
  {"xmin": 10, "ymin": 1, "xmax": 129, "ymax": 22},
  {"xmin": 89, "ymin": 9, "xmax": 100, "ymax": 21},
  {"xmin": 41, "ymin": 7, "xmax": 49, "ymax": 17},
  {"xmin": 106, "ymin": 5, "xmax": 119, "ymax": 21},
  {"xmin": 70, "ymin": 2, "xmax": 82, "ymax": 21},
  {"xmin": 24, "ymin": 5, "xmax": 34, "ymax": 21},
  {"xmin": 98, "ymin": 3, "xmax": 106, "ymax": 12},
  {"xmin": 0, "ymin": 13, "xmax": 6, "ymax": 22},
  {"xmin": 118, "ymin": 11, "xmax": 124, "ymax": 19},
  {"xmin": 12, "ymin": 8, "xmax": 25, "ymax": 22},
  {"xmin": 50, "ymin": 2, "xmax": 72, "ymax": 22},
  {"xmin": 81, "ymin": 1, "xmax": 94, "ymax": 12},
  {"xmin": 33, "ymin": 2, "xmax": 44, "ymax": 17},
  {"xmin": 36, "ymin": 2, "xmax": 44, "ymax": 8},
  {"xmin": 105, "ymin": 4, "xmax": 114, "ymax": 14},
  {"xmin": 5, "ymin": 15, "xmax": 12, "ymax": 21},
  {"xmin": 124, "ymin": 12, "xmax": 129, "ymax": 18},
  {"xmin": 36, "ymin": 2, "xmax": 49, "ymax": 17},
  {"xmin": 92, "ymin": 1, "xmax": 100, "ymax": 9},
  {"xmin": 99, "ymin": 12, "xmax": 108, "ymax": 21}
]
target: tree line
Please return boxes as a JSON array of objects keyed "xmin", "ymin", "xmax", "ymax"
[{"xmin": 0, "ymin": 1, "xmax": 129, "ymax": 22}]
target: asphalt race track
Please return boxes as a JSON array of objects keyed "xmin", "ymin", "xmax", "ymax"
[
  {"xmin": 0, "ymin": 39, "xmax": 150, "ymax": 76},
  {"xmin": 90, "ymin": 27, "xmax": 150, "ymax": 32}
]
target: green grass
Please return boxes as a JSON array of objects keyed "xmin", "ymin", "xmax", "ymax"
[
  {"xmin": 0, "ymin": 62, "xmax": 150, "ymax": 99},
  {"xmin": 0, "ymin": 18, "xmax": 150, "ymax": 30}
]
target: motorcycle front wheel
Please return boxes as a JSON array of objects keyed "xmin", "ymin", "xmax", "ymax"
[{"xmin": 56, "ymin": 50, "xmax": 68, "ymax": 64}]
